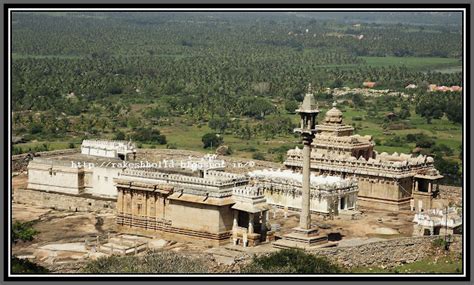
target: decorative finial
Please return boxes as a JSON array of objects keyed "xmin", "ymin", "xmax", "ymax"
[
  {"xmin": 307, "ymin": 83, "xmax": 312, "ymax": 94},
  {"xmin": 332, "ymin": 101, "xmax": 337, "ymax": 107}
]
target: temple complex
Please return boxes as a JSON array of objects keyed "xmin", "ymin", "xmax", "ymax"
[
  {"xmin": 285, "ymin": 102, "xmax": 443, "ymax": 211},
  {"xmin": 18, "ymin": 85, "xmax": 446, "ymax": 249}
]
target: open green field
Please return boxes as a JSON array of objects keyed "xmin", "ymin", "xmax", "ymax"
[
  {"xmin": 311, "ymin": 56, "xmax": 462, "ymax": 73},
  {"xmin": 360, "ymin": 56, "xmax": 461, "ymax": 71},
  {"xmin": 11, "ymin": 53, "xmax": 83, "ymax": 60}
]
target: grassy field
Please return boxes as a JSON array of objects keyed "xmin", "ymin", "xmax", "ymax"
[{"xmin": 360, "ymin": 56, "xmax": 461, "ymax": 71}]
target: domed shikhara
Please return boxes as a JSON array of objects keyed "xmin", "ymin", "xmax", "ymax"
[{"xmin": 323, "ymin": 102, "xmax": 343, "ymax": 125}]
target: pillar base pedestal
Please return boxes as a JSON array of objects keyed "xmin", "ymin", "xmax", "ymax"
[{"xmin": 272, "ymin": 227, "xmax": 331, "ymax": 250}]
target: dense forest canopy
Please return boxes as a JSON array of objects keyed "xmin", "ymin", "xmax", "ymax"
[
  {"xmin": 11, "ymin": 12, "xmax": 463, "ymax": 184},
  {"xmin": 12, "ymin": 12, "xmax": 462, "ymax": 111}
]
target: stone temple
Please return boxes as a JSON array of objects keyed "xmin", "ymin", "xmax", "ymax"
[
  {"xmin": 285, "ymin": 102, "xmax": 443, "ymax": 211},
  {"xmin": 19, "ymin": 139, "xmax": 359, "ymax": 246}
]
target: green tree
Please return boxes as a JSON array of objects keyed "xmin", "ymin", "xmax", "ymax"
[
  {"xmin": 284, "ymin": 100, "xmax": 299, "ymax": 114},
  {"xmin": 114, "ymin": 131, "xmax": 126, "ymax": 140},
  {"xmin": 445, "ymin": 94, "xmax": 462, "ymax": 124},
  {"xmin": 351, "ymin": 93, "xmax": 365, "ymax": 108},
  {"xmin": 415, "ymin": 93, "xmax": 444, "ymax": 124},
  {"xmin": 132, "ymin": 128, "xmax": 166, "ymax": 144},
  {"xmin": 201, "ymin": 133, "xmax": 223, "ymax": 149},
  {"xmin": 208, "ymin": 116, "xmax": 229, "ymax": 134},
  {"xmin": 398, "ymin": 102, "xmax": 411, "ymax": 119}
]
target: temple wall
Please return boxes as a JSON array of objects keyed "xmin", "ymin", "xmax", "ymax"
[
  {"xmin": 84, "ymin": 167, "xmax": 122, "ymax": 198},
  {"xmin": 27, "ymin": 164, "xmax": 84, "ymax": 195},
  {"xmin": 14, "ymin": 188, "xmax": 115, "ymax": 212},
  {"xmin": 357, "ymin": 177, "xmax": 400, "ymax": 201},
  {"xmin": 81, "ymin": 146, "xmax": 117, "ymax": 158},
  {"xmin": 167, "ymin": 200, "xmax": 233, "ymax": 234},
  {"xmin": 356, "ymin": 176, "xmax": 413, "ymax": 201},
  {"xmin": 116, "ymin": 187, "xmax": 233, "ymax": 245},
  {"xmin": 12, "ymin": 148, "xmax": 79, "ymax": 172},
  {"xmin": 398, "ymin": 177, "xmax": 413, "ymax": 199},
  {"xmin": 28, "ymin": 160, "xmax": 121, "ymax": 198},
  {"xmin": 264, "ymin": 190, "xmax": 357, "ymax": 214},
  {"xmin": 218, "ymin": 205, "xmax": 235, "ymax": 232}
]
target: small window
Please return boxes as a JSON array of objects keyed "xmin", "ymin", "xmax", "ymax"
[
  {"xmin": 97, "ymin": 175, "xmax": 100, "ymax": 181},
  {"xmin": 104, "ymin": 176, "xmax": 108, "ymax": 182},
  {"xmin": 137, "ymin": 204, "xmax": 142, "ymax": 215}
]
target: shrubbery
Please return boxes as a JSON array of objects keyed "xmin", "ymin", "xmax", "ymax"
[
  {"xmin": 252, "ymin": 152, "xmax": 266, "ymax": 161},
  {"xmin": 12, "ymin": 221, "xmax": 38, "ymax": 243},
  {"xmin": 11, "ymin": 257, "xmax": 49, "ymax": 273},
  {"xmin": 241, "ymin": 249, "xmax": 342, "ymax": 273},
  {"xmin": 82, "ymin": 250, "xmax": 209, "ymax": 273}
]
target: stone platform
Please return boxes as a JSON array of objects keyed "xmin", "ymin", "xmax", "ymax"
[{"xmin": 272, "ymin": 227, "xmax": 334, "ymax": 250}]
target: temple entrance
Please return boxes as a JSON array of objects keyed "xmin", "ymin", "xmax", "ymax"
[
  {"xmin": 237, "ymin": 211, "xmax": 249, "ymax": 228},
  {"xmin": 340, "ymin": 197, "xmax": 345, "ymax": 210},
  {"xmin": 232, "ymin": 210, "xmax": 269, "ymax": 247}
]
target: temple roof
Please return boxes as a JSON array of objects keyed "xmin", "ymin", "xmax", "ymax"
[{"xmin": 323, "ymin": 102, "xmax": 343, "ymax": 125}]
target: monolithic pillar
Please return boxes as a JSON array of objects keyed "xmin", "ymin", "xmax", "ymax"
[{"xmin": 299, "ymin": 138, "xmax": 312, "ymax": 230}]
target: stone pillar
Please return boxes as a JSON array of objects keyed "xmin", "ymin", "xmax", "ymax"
[
  {"xmin": 117, "ymin": 189, "xmax": 123, "ymax": 213},
  {"xmin": 233, "ymin": 210, "xmax": 238, "ymax": 229},
  {"xmin": 248, "ymin": 213, "xmax": 254, "ymax": 234},
  {"xmin": 415, "ymin": 180, "xmax": 419, "ymax": 192},
  {"xmin": 261, "ymin": 211, "xmax": 267, "ymax": 234},
  {"xmin": 428, "ymin": 182, "xmax": 432, "ymax": 193},
  {"xmin": 299, "ymin": 138, "xmax": 312, "ymax": 230},
  {"xmin": 243, "ymin": 232, "xmax": 248, "ymax": 248}
]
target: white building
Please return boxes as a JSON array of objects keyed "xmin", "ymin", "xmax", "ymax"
[
  {"xmin": 248, "ymin": 169, "xmax": 359, "ymax": 215},
  {"xmin": 413, "ymin": 207, "xmax": 462, "ymax": 236},
  {"xmin": 81, "ymin": 139, "xmax": 136, "ymax": 160}
]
